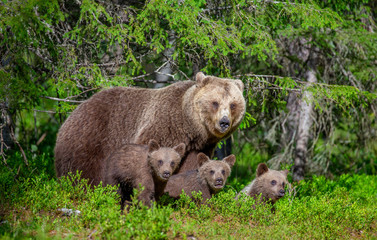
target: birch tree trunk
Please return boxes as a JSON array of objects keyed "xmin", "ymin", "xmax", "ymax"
[
  {"xmin": 293, "ymin": 69, "xmax": 317, "ymax": 181},
  {"xmin": 154, "ymin": 32, "xmax": 175, "ymax": 88}
]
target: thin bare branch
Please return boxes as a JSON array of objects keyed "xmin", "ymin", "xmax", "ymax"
[
  {"xmin": 65, "ymin": 88, "xmax": 100, "ymax": 99},
  {"xmin": 33, "ymin": 109, "xmax": 58, "ymax": 114},
  {"xmin": 42, "ymin": 96, "xmax": 84, "ymax": 103},
  {"xmin": 132, "ymin": 78, "xmax": 177, "ymax": 84}
]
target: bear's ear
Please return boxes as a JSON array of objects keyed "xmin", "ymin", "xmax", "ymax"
[
  {"xmin": 195, "ymin": 72, "xmax": 210, "ymax": 87},
  {"xmin": 256, "ymin": 163, "xmax": 269, "ymax": 177},
  {"xmin": 196, "ymin": 72, "xmax": 205, "ymax": 82},
  {"xmin": 223, "ymin": 154, "xmax": 236, "ymax": 168},
  {"xmin": 148, "ymin": 139, "xmax": 160, "ymax": 153},
  {"xmin": 173, "ymin": 143, "xmax": 186, "ymax": 158},
  {"xmin": 197, "ymin": 152, "xmax": 210, "ymax": 167},
  {"xmin": 234, "ymin": 79, "xmax": 244, "ymax": 92},
  {"xmin": 281, "ymin": 169, "xmax": 289, "ymax": 177}
]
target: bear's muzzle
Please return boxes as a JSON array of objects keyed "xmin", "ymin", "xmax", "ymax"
[{"xmin": 219, "ymin": 116, "xmax": 230, "ymax": 132}]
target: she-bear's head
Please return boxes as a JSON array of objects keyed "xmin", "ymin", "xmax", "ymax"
[{"xmin": 193, "ymin": 72, "xmax": 246, "ymax": 140}]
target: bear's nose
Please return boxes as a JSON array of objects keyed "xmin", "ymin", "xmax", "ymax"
[
  {"xmin": 163, "ymin": 171, "xmax": 171, "ymax": 179},
  {"xmin": 219, "ymin": 117, "xmax": 230, "ymax": 130},
  {"xmin": 279, "ymin": 189, "xmax": 285, "ymax": 197},
  {"xmin": 215, "ymin": 178, "xmax": 223, "ymax": 185}
]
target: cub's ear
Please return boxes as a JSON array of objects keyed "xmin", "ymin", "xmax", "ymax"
[
  {"xmin": 281, "ymin": 169, "xmax": 289, "ymax": 177},
  {"xmin": 148, "ymin": 139, "xmax": 160, "ymax": 153},
  {"xmin": 256, "ymin": 163, "xmax": 269, "ymax": 177},
  {"xmin": 234, "ymin": 79, "xmax": 244, "ymax": 92},
  {"xmin": 223, "ymin": 154, "xmax": 236, "ymax": 168},
  {"xmin": 197, "ymin": 152, "xmax": 210, "ymax": 167},
  {"xmin": 173, "ymin": 143, "xmax": 186, "ymax": 158},
  {"xmin": 196, "ymin": 72, "xmax": 210, "ymax": 87}
]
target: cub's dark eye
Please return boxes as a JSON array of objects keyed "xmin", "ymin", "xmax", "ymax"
[
  {"xmin": 210, "ymin": 170, "xmax": 215, "ymax": 175},
  {"xmin": 212, "ymin": 101, "xmax": 219, "ymax": 109},
  {"xmin": 282, "ymin": 182, "xmax": 285, "ymax": 188},
  {"xmin": 221, "ymin": 170, "xmax": 225, "ymax": 175},
  {"xmin": 170, "ymin": 162, "xmax": 175, "ymax": 167},
  {"xmin": 230, "ymin": 103, "xmax": 236, "ymax": 110},
  {"xmin": 271, "ymin": 180, "xmax": 277, "ymax": 186},
  {"xmin": 158, "ymin": 160, "xmax": 163, "ymax": 166}
]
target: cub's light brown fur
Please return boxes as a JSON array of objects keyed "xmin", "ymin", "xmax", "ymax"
[
  {"xmin": 164, "ymin": 153, "xmax": 236, "ymax": 202},
  {"xmin": 103, "ymin": 139, "xmax": 185, "ymax": 208},
  {"xmin": 55, "ymin": 72, "xmax": 245, "ymax": 184},
  {"xmin": 238, "ymin": 163, "xmax": 289, "ymax": 208}
]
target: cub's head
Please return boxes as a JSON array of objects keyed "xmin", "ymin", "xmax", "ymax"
[
  {"xmin": 194, "ymin": 72, "xmax": 246, "ymax": 139},
  {"xmin": 147, "ymin": 139, "xmax": 185, "ymax": 181},
  {"xmin": 254, "ymin": 163, "xmax": 289, "ymax": 204},
  {"xmin": 197, "ymin": 153, "xmax": 236, "ymax": 193}
]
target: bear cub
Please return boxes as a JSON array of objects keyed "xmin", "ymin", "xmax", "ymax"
[
  {"xmin": 103, "ymin": 139, "xmax": 185, "ymax": 208},
  {"xmin": 238, "ymin": 163, "xmax": 289, "ymax": 208},
  {"xmin": 164, "ymin": 153, "xmax": 236, "ymax": 202}
]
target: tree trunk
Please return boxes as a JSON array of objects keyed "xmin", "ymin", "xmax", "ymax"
[
  {"xmin": 281, "ymin": 92, "xmax": 300, "ymax": 149},
  {"xmin": 274, "ymin": 36, "xmax": 319, "ymax": 180},
  {"xmin": 154, "ymin": 32, "xmax": 175, "ymax": 88},
  {"xmin": 292, "ymin": 69, "xmax": 316, "ymax": 181},
  {"xmin": 0, "ymin": 102, "xmax": 14, "ymax": 150}
]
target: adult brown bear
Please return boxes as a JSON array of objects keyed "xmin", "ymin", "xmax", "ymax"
[{"xmin": 54, "ymin": 72, "xmax": 245, "ymax": 185}]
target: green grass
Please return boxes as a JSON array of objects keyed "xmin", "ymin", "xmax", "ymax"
[{"xmin": 0, "ymin": 154, "xmax": 376, "ymax": 239}]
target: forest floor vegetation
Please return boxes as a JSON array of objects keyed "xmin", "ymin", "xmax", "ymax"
[{"xmin": 0, "ymin": 153, "xmax": 376, "ymax": 239}]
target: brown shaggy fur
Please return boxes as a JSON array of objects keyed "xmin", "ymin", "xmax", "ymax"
[
  {"xmin": 238, "ymin": 163, "xmax": 289, "ymax": 207},
  {"xmin": 164, "ymin": 153, "xmax": 236, "ymax": 202},
  {"xmin": 55, "ymin": 72, "xmax": 245, "ymax": 184},
  {"xmin": 103, "ymin": 139, "xmax": 185, "ymax": 208}
]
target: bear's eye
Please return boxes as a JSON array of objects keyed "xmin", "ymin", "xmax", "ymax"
[
  {"xmin": 170, "ymin": 162, "xmax": 175, "ymax": 167},
  {"xmin": 271, "ymin": 180, "xmax": 277, "ymax": 186},
  {"xmin": 221, "ymin": 170, "xmax": 225, "ymax": 175},
  {"xmin": 210, "ymin": 170, "xmax": 215, "ymax": 175},
  {"xmin": 230, "ymin": 103, "xmax": 236, "ymax": 110},
  {"xmin": 158, "ymin": 160, "xmax": 163, "ymax": 166},
  {"xmin": 282, "ymin": 182, "xmax": 285, "ymax": 188},
  {"xmin": 212, "ymin": 101, "xmax": 219, "ymax": 109}
]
